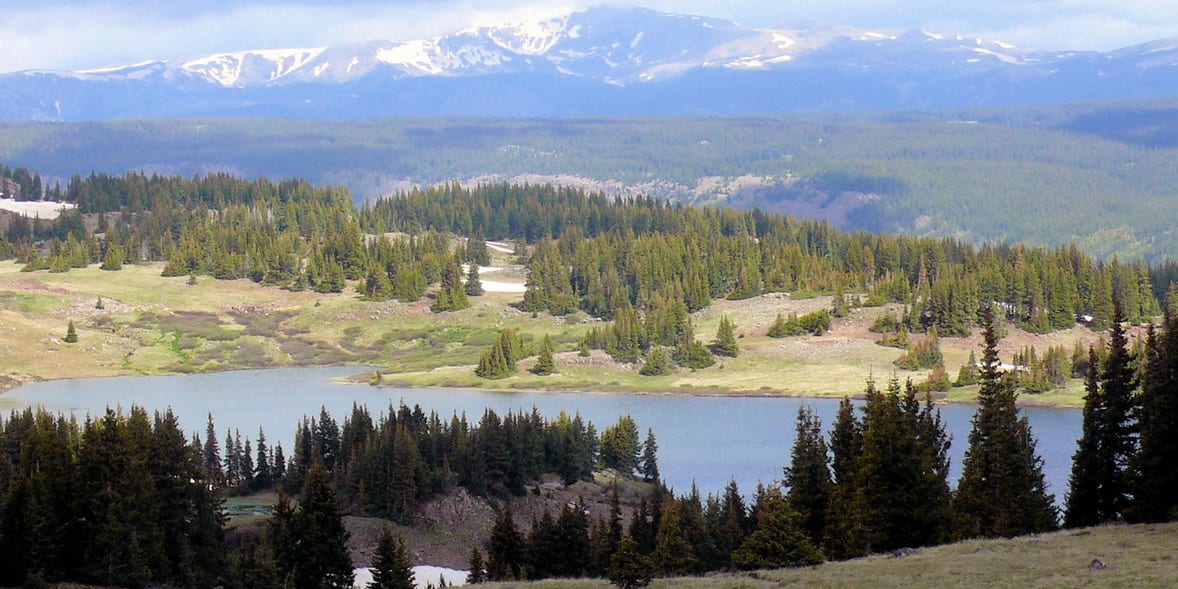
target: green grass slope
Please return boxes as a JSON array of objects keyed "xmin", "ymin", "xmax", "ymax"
[{"xmin": 481, "ymin": 522, "xmax": 1178, "ymax": 589}]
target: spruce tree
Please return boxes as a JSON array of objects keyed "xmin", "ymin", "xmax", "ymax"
[
  {"xmin": 431, "ymin": 255, "xmax": 469, "ymax": 312},
  {"xmin": 465, "ymin": 547, "xmax": 487, "ymax": 584},
  {"xmin": 731, "ymin": 485, "xmax": 823, "ymax": 569},
  {"xmin": 530, "ymin": 335, "xmax": 555, "ymax": 375},
  {"xmin": 290, "ymin": 463, "xmax": 354, "ymax": 589},
  {"xmin": 368, "ymin": 525, "xmax": 414, "ymax": 589},
  {"xmin": 784, "ymin": 405, "xmax": 832, "ymax": 546},
  {"xmin": 823, "ymin": 397, "xmax": 866, "ymax": 559},
  {"xmin": 640, "ymin": 428, "xmax": 660, "ymax": 483},
  {"xmin": 953, "ymin": 308, "xmax": 1057, "ymax": 539},
  {"xmin": 638, "ymin": 347, "xmax": 671, "ymax": 376},
  {"xmin": 1128, "ymin": 302, "xmax": 1178, "ymax": 523},
  {"xmin": 607, "ymin": 538, "xmax": 652, "ymax": 589},
  {"xmin": 64, "ymin": 320, "xmax": 78, "ymax": 343},
  {"xmin": 710, "ymin": 315, "xmax": 738, "ymax": 357},
  {"xmin": 486, "ymin": 507, "xmax": 524, "ymax": 581},
  {"xmin": 1064, "ymin": 348, "xmax": 1105, "ymax": 528},
  {"xmin": 464, "ymin": 262, "xmax": 484, "ymax": 297}
]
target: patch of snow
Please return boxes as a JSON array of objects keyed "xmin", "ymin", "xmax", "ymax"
[
  {"xmin": 353, "ymin": 566, "xmax": 467, "ymax": 589},
  {"xmin": 726, "ymin": 57, "xmax": 765, "ymax": 69},
  {"xmin": 702, "ymin": 22, "xmax": 713, "ymax": 29},
  {"xmin": 921, "ymin": 30, "xmax": 944, "ymax": 40},
  {"xmin": 488, "ymin": 17, "xmax": 567, "ymax": 55},
  {"xmin": 76, "ymin": 60, "xmax": 160, "ymax": 74},
  {"xmin": 347, "ymin": 57, "xmax": 359, "ymax": 73},
  {"xmin": 567, "ymin": 24, "xmax": 581, "ymax": 39},
  {"xmin": 630, "ymin": 32, "xmax": 644, "ymax": 49},
  {"xmin": 971, "ymin": 47, "xmax": 1024, "ymax": 64},
  {"xmin": 313, "ymin": 62, "xmax": 330, "ymax": 77},
  {"xmin": 0, "ymin": 199, "xmax": 76, "ymax": 220},
  {"xmin": 993, "ymin": 40, "xmax": 1017, "ymax": 49},
  {"xmin": 860, "ymin": 32, "xmax": 886, "ymax": 40},
  {"xmin": 772, "ymin": 33, "xmax": 795, "ymax": 49},
  {"xmin": 485, "ymin": 241, "xmax": 515, "ymax": 254}
]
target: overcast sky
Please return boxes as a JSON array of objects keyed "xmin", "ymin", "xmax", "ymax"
[{"xmin": 2, "ymin": 0, "xmax": 1175, "ymax": 73}]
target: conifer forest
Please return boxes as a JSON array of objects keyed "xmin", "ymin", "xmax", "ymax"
[{"xmin": 1, "ymin": 163, "xmax": 1177, "ymax": 587}]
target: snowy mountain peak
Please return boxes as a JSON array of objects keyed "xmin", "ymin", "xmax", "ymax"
[{"xmin": 181, "ymin": 48, "xmax": 327, "ymax": 87}]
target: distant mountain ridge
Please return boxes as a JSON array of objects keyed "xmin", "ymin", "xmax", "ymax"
[{"xmin": 1, "ymin": 6, "xmax": 1176, "ymax": 120}]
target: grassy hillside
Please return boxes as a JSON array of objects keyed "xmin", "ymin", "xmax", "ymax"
[
  {"xmin": 478, "ymin": 522, "xmax": 1178, "ymax": 589},
  {"xmin": 2, "ymin": 100, "xmax": 1178, "ymax": 259},
  {"xmin": 0, "ymin": 247, "xmax": 1106, "ymax": 409}
]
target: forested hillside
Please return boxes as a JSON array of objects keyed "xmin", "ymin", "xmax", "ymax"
[
  {"xmin": 0, "ymin": 171, "xmax": 1163, "ymax": 341},
  {"xmin": 3, "ymin": 100, "xmax": 1178, "ymax": 259}
]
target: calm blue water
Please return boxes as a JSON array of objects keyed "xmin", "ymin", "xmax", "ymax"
[{"xmin": 0, "ymin": 367, "xmax": 1082, "ymax": 503}]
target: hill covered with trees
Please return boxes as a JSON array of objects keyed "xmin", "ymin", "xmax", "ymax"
[{"xmin": 3, "ymin": 100, "xmax": 1178, "ymax": 259}]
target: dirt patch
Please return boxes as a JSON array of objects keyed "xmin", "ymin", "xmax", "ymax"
[{"xmin": 344, "ymin": 475, "xmax": 652, "ymax": 569}]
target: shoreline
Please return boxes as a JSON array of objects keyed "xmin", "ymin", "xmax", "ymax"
[{"xmin": 0, "ymin": 361, "xmax": 1079, "ymax": 409}]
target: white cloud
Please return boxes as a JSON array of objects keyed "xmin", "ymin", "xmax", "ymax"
[{"xmin": 0, "ymin": 0, "xmax": 1174, "ymax": 73}]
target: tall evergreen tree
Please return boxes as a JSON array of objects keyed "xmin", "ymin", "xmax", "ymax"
[
  {"xmin": 640, "ymin": 428, "xmax": 660, "ymax": 483},
  {"xmin": 953, "ymin": 308, "xmax": 1057, "ymax": 539},
  {"xmin": 1129, "ymin": 301, "xmax": 1178, "ymax": 523},
  {"xmin": 486, "ymin": 507, "xmax": 524, "ymax": 581},
  {"xmin": 1064, "ymin": 348, "xmax": 1106, "ymax": 528},
  {"xmin": 784, "ymin": 405, "xmax": 832, "ymax": 546},
  {"xmin": 368, "ymin": 525, "xmax": 414, "ymax": 589},
  {"xmin": 285, "ymin": 463, "xmax": 353, "ymax": 589}
]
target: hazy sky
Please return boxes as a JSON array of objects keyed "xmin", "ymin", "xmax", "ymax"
[{"xmin": 2, "ymin": 0, "xmax": 1175, "ymax": 73}]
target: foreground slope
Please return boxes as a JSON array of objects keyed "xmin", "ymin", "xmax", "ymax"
[{"xmin": 480, "ymin": 522, "xmax": 1178, "ymax": 589}]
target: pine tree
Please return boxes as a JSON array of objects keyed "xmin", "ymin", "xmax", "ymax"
[
  {"xmin": 530, "ymin": 335, "xmax": 555, "ymax": 375},
  {"xmin": 1065, "ymin": 300, "xmax": 1137, "ymax": 527},
  {"xmin": 64, "ymin": 320, "xmax": 78, "ymax": 343},
  {"xmin": 1128, "ymin": 301, "xmax": 1178, "ymax": 523},
  {"xmin": 464, "ymin": 262, "xmax": 484, "ymax": 297},
  {"xmin": 651, "ymin": 500, "xmax": 699, "ymax": 575},
  {"xmin": 784, "ymin": 405, "xmax": 832, "ymax": 546},
  {"xmin": 100, "ymin": 242, "xmax": 123, "ymax": 271},
  {"xmin": 823, "ymin": 397, "xmax": 866, "ymax": 559},
  {"xmin": 953, "ymin": 308, "xmax": 1057, "ymax": 539},
  {"xmin": 368, "ymin": 525, "xmax": 414, "ymax": 589},
  {"xmin": 710, "ymin": 315, "xmax": 738, "ymax": 357},
  {"xmin": 1064, "ymin": 348, "xmax": 1105, "ymax": 528},
  {"xmin": 638, "ymin": 347, "xmax": 671, "ymax": 376},
  {"xmin": 640, "ymin": 429, "xmax": 660, "ymax": 483},
  {"xmin": 608, "ymin": 538, "xmax": 652, "ymax": 589},
  {"xmin": 486, "ymin": 507, "xmax": 524, "ymax": 581},
  {"xmin": 290, "ymin": 463, "xmax": 354, "ymax": 588},
  {"xmin": 431, "ymin": 254, "xmax": 470, "ymax": 312},
  {"xmin": 465, "ymin": 547, "xmax": 487, "ymax": 584},
  {"xmin": 732, "ymin": 485, "xmax": 823, "ymax": 569}
]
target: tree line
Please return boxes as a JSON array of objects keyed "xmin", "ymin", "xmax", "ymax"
[
  {"xmin": 1, "ymin": 170, "xmax": 1167, "ymax": 334},
  {"xmin": 0, "ymin": 401, "xmax": 659, "ymax": 587}
]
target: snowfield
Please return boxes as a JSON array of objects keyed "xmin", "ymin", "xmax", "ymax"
[
  {"xmin": 0, "ymin": 198, "xmax": 75, "ymax": 220},
  {"xmin": 353, "ymin": 565, "xmax": 467, "ymax": 588}
]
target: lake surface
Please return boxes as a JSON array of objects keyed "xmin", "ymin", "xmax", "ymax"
[{"xmin": 0, "ymin": 367, "xmax": 1082, "ymax": 503}]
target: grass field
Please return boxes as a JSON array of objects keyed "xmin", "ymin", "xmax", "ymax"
[
  {"xmin": 0, "ymin": 256, "xmax": 1107, "ymax": 408},
  {"xmin": 476, "ymin": 522, "xmax": 1178, "ymax": 589}
]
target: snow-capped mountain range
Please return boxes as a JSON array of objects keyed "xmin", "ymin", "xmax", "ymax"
[{"xmin": 2, "ymin": 6, "xmax": 1176, "ymax": 120}]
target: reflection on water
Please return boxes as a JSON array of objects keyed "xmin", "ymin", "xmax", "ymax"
[{"xmin": 2, "ymin": 367, "xmax": 1082, "ymax": 502}]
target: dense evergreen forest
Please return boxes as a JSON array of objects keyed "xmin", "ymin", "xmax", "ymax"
[
  {"xmin": 0, "ymin": 166, "xmax": 1165, "ymax": 341},
  {"xmin": 2, "ymin": 165, "xmax": 1178, "ymax": 587},
  {"xmin": 0, "ymin": 401, "xmax": 656, "ymax": 587},
  {"xmin": 4, "ymin": 101, "xmax": 1178, "ymax": 259}
]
